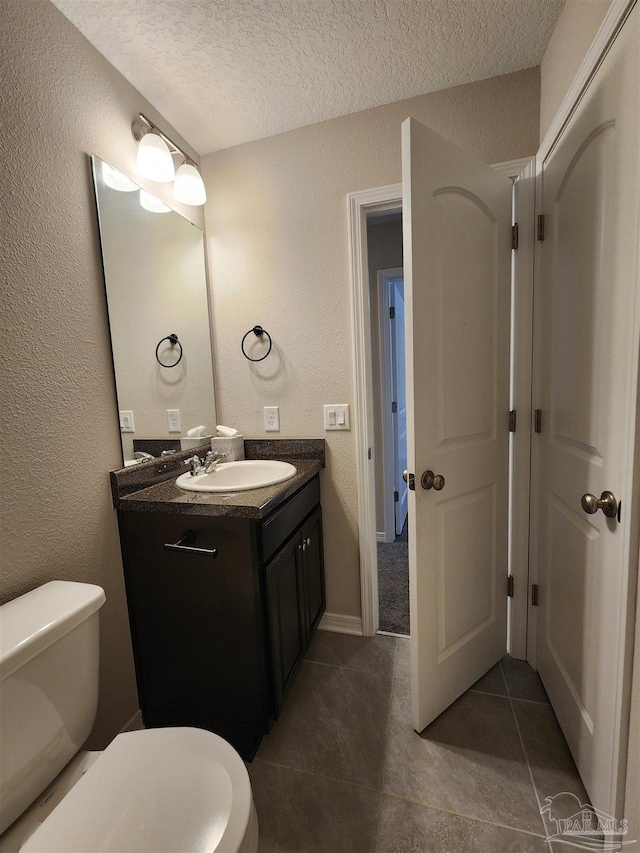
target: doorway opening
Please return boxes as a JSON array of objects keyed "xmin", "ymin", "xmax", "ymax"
[
  {"xmin": 366, "ymin": 213, "xmax": 409, "ymax": 635},
  {"xmin": 349, "ymin": 159, "xmax": 534, "ymax": 652}
]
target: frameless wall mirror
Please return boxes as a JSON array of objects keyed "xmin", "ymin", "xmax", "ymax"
[{"xmin": 91, "ymin": 156, "xmax": 216, "ymax": 466}]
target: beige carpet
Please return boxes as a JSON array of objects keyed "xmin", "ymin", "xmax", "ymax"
[{"xmin": 377, "ymin": 517, "xmax": 409, "ymax": 635}]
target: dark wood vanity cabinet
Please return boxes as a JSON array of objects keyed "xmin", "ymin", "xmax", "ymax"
[
  {"xmin": 118, "ymin": 475, "xmax": 324, "ymax": 760},
  {"xmin": 266, "ymin": 505, "xmax": 324, "ymax": 714}
]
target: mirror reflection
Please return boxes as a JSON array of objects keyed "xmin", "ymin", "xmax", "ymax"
[{"xmin": 92, "ymin": 156, "xmax": 216, "ymax": 465}]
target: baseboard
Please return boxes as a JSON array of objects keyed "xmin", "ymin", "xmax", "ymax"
[
  {"xmin": 318, "ymin": 612, "xmax": 363, "ymax": 636},
  {"xmin": 120, "ymin": 709, "xmax": 144, "ymax": 732}
]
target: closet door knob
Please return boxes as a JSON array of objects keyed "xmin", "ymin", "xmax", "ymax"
[{"xmin": 581, "ymin": 491, "xmax": 618, "ymax": 518}]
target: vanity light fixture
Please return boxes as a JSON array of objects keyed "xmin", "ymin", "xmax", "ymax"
[
  {"xmin": 101, "ymin": 161, "xmax": 138, "ymax": 192},
  {"xmin": 132, "ymin": 113, "xmax": 207, "ymax": 205},
  {"xmin": 174, "ymin": 163, "xmax": 207, "ymax": 206},
  {"xmin": 139, "ymin": 189, "xmax": 171, "ymax": 214},
  {"xmin": 136, "ymin": 132, "xmax": 175, "ymax": 183}
]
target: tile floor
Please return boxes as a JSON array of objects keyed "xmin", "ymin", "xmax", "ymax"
[{"xmin": 249, "ymin": 631, "xmax": 589, "ymax": 852}]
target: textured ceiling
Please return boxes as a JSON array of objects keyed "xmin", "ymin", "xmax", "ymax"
[{"xmin": 51, "ymin": 0, "xmax": 564, "ymax": 155}]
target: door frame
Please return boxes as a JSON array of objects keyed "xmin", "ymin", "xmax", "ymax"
[
  {"xmin": 493, "ymin": 157, "xmax": 536, "ymax": 660},
  {"xmin": 349, "ymin": 184, "xmax": 403, "ymax": 637},
  {"xmin": 377, "ymin": 266, "xmax": 405, "ymax": 544},
  {"xmin": 349, "ymin": 159, "xmax": 535, "ymax": 648}
]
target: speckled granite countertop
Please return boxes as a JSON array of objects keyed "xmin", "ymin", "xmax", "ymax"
[{"xmin": 111, "ymin": 439, "xmax": 325, "ymax": 520}]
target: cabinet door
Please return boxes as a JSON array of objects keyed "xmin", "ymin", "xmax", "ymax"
[
  {"xmin": 299, "ymin": 507, "xmax": 325, "ymax": 640},
  {"xmin": 119, "ymin": 511, "xmax": 270, "ymax": 754},
  {"xmin": 266, "ymin": 537, "xmax": 305, "ymax": 715}
]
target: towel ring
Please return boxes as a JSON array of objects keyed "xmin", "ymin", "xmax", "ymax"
[
  {"xmin": 156, "ymin": 333, "xmax": 183, "ymax": 368},
  {"xmin": 241, "ymin": 326, "xmax": 272, "ymax": 362}
]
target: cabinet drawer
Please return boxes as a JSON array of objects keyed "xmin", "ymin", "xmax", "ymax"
[{"xmin": 261, "ymin": 476, "xmax": 320, "ymax": 562}]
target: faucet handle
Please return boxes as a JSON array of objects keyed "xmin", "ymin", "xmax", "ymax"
[{"xmin": 186, "ymin": 455, "xmax": 203, "ymax": 476}]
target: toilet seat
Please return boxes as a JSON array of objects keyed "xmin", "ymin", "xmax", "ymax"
[{"xmin": 20, "ymin": 728, "xmax": 257, "ymax": 853}]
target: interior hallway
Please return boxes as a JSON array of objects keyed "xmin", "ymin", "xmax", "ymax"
[
  {"xmin": 249, "ymin": 631, "xmax": 588, "ymax": 852},
  {"xmin": 377, "ymin": 519, "xmax": 409, "ymax": 635}
]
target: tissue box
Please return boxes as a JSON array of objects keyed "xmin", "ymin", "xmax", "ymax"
[
  {"xmin": 180, "ymin": 435, "xmax": 214, "ymax": 451},
  {"xmin": 210, "ymin": 435, "xmax": 245, "ymax": 461}
]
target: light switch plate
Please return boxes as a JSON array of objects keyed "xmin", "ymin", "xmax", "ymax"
[
  {"xmin": 324, "ymin": 404, "xmax": 350, "ymax": 430},
  {"xmin": 119, "ymin": 410, "xmax": 135, "ymax": 433}
]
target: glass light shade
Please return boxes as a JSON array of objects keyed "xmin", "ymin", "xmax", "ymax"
[
  {"xmin": 136, "ymin": 132, "xmax": 175, "ymax": 182},
  {"xmin": 173, "ymin": 162, "xmax": 207, "ymax": 205},
  {"xmin": 101, "ymin": 162, "xmax": 138, "ymax": 192},
  {"xmin": 139, "ymin": 189, "xmax": 171, "ymax": 214}
]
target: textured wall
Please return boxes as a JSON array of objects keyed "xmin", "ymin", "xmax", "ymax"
[
  {"xmin": 0, "ymin": 0, "xmax": 202, "ymax": 747},
  {"xmin": 540, "ymin": 0, "xmax": 613, "ymax": 140},
  {"xmin": 367, "ymin": 221, "xmax": 404, "ymax": 532},
  {"xmin": 202, "ymin": 67, "xmax": 540, "ymax": 619}
]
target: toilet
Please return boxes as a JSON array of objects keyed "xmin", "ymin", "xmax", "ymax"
[{"xmin": 0, "ymin": 581, "xmax": 258, "ymax": 853}]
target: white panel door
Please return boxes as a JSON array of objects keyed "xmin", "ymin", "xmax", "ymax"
[
  {"xmin": 391, "ymin": 278, "xmax": 408, "ymax": 535},
  {"xmin": 402, "ymin": 118, "xmax": 512, "ymax": 730},
  {"xmin": 533, "ymin": 5, "xmax": 639, "ymax": 817}
]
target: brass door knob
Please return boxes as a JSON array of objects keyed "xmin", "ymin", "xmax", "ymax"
[
  {"xmin": 581, "ymin": 490, "xmax": 618, "ymax": 518},
  {"xmin": 403, "ymin": 469, "xmax": 408, "ymax": 483},
  {"xmin": 421, "ymin": 470, "xmax": 445, "ymax": 491}
]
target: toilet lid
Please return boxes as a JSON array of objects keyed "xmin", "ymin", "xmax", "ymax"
[{"xmin": 21, "ymin": 728, "xmax": 253, "ymax": 853}]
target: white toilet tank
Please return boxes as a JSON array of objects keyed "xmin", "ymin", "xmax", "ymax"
[{"xmin": 0, "ymin": 581, "xmax": 106, "ymax": 835}]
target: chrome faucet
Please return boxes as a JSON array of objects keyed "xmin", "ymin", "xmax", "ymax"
[
  {"xmin": 203, "ymin": 450, "xmax": 226, "ymax": 473},
  {"xmin": 187, "ymin": 451, "xmax": 227, "ymax": 476}
]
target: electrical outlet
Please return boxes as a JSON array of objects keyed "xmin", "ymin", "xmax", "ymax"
[
  {"xmin": 324, "ymin": 404, "xmax": 350, "ymax": 430},
  {"xmin": 264, "ymin": 406, "xmax": 280, "ymax": 432},
  {"xmin": 119, "ymin": 410, "xmax": 135, "ymax": 433},
  {"xmin": 167, "ymin": 409, "xmax": 181, "ymax": 433}
]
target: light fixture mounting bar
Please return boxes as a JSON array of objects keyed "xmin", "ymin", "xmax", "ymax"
[{"xmin": 131, "ymin": 113, "xmax": 194, "ymax": 165}]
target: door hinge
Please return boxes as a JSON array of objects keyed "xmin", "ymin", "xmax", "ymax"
[
  {"xmin": 537, "ymin": 214, "xmax": 545, "ymax": 241},
  {"xmin": 391, "ymin": 401, "xmax": 397, "ymax": 414},
  {"xmin": 511, "ymin": 223, "xmax": 519, "ymax": 250},
  {"xmin": 534, "ymin": 409, "xmax": 542, "ymax": 433},
  {"xmin": 531, "ymin": 584, "xmax": 539, "ymax": 606},
  {"xmin": 394, "ymin": 490, "xmax": 399, "ymax": 503},
  {"xmin": 509, "ymin": 410, "xmax": 517, "ymax": 433},
  {"xmin": 389, "ymin": 306, "xmax": 395, "ymax": 319},
  {"xmin": 368, "ymin": 447, "xmax": 372, "ymax": 460},
  {"xmin": 507, "ymin": 575, "xmax": 514, "ymax": 598}
]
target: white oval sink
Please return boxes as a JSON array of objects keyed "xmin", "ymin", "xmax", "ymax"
[{"xmin": 176, "ymin": 460, "xmax": 297, "ymax": 493}]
